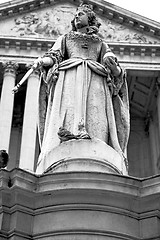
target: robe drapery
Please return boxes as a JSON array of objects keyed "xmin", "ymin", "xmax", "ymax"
[{"xmin": 36, "ymin": 32, "xmax": 130, "ymax": 173}]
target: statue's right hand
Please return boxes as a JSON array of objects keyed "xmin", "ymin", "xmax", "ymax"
[
  {"xmin": 33, "ymin": 57, "xmax": 54, "ymax": 69},
  {"xmin": 33, "ymin": 57, "xmax": 43, "ymax": 69}
]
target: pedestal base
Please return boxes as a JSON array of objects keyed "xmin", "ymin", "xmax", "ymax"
[
  {"xmin": 36, "ymin": 138, "xmax": 127, "ymax": 175},
  {"xmin": 2, "ymin": 169, "xmax": 157, "ymax": 240}
]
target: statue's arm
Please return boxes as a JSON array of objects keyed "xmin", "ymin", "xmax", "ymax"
[
  {"xmin": 100, "ymin": 41, "xmax": 121, "ymax": 77},
  {"xmin": 34, "ymin": 56, "xmax": 54, "ymax": 68},
  {"xmin": 100, "ymin": 41, "xmax": 124, "ymax": 96},
  {"xmin": 34, "ymin": 35, "xmax": 65, "ymax": 68}
]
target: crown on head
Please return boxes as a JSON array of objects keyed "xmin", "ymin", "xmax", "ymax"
[{"xmin": 77, "ymin": 1, "xmax": 94, "ymax": 13}]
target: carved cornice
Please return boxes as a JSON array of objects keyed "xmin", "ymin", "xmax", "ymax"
[
  {"xmin": 1, "ymin": 36, "xmax": 160, "ymax": 58},
  {"xmin": 110, "ymin": 43, "xmax": 160, "ymax": 57},
  {"xmin": 0, "ymin": 0, "xmax": 51, "ymax": 19},
  {"xmin": 0, "ymin": 36, "xmax": 53, "ymax": 52},
  {"xmin": 0, "ymin": 0, "xmax": 160, "ymax": 39}
]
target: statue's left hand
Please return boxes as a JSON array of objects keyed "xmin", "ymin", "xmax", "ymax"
[{"xmin": 104, "ymin": 56, "xmax": 121, "ymax": 77}]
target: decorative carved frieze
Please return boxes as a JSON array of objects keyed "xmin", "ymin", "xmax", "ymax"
[
  {"xmin": 8, "ymin": 4, "xmax": 160, "ymax": 44},
  {"xmin": 0, "ymin": 0, "xmax": 160, "ymax": 40}
]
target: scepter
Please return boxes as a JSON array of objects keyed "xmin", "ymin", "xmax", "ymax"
[
  {"xmin": 12, "ymin": 57, "xmax": 54, "ymax": 93},
  {"xmin": 12, "ymin": 61, "xmax": 39, "ymax": 94}
]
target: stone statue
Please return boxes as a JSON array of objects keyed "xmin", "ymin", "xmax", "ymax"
[{"xmin": 32, "ymin": 3, "xmax": 130, "ymax": 174}]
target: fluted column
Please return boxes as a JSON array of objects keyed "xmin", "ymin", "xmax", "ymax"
[
  {"xmin": 0, "ymin": 61, "xmax": 18, "ymax": 151},
  {"xmin": 19, "ymin": 67, "xmax": 40, "ymax": 172}
]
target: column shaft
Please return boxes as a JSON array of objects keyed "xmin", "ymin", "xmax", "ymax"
[
  {"xmin": 156, "ymin": 83, "xmax": 160, "ymax": 172},
  {"xmin": 157, "ymin": 91, "xmax": 160, "ymax": 137},
  {"xmin": 149, "ymin": 121, "xmax": 158, "ymax": 175},
  {"xmin": 19, "ymin": 70, "xmax": 39, "ymax": 171},
  {"xmin": 0, "ymin": 62, "xmax": 17, "ymax": 151}
]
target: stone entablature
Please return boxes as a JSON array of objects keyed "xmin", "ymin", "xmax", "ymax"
[
  {"xmin": 0, "ymin": 36, "xmax": 53, "ymax": 52},
  {"xmin": 1, "ymin": 36, "xmax": 160, "ymax": 59},
  {"xmin": 0, "ymin": 168, "xmax": 160, "ymax": 239}
]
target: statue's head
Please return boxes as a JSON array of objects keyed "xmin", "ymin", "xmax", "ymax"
[{"xmin": 71, "ymin": 3, "xmax": 101, "ymax": 33}]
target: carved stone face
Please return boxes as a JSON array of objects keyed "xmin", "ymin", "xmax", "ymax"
[{"xmin": 74, "ymin": 10, "xmax": 89, "ymax": 29}]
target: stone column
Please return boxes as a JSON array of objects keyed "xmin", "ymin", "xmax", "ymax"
[
  {"xmin": 149, "ymin": 119, "xmax": 158, "ymax": 175},
  {"xmin": 0, "ymin": 61, "xmax": 18, "ymax": 151},
  {"xmin": 157, "ymin": 77, "xmax": 160, "ymax": 138},
  {"xmin": 19, "ymin": 67, "xmax": 40, "ymax": 172},
  {"xmin": 155, "ymin": 77, "xmax": 160, "ymax": 173}
]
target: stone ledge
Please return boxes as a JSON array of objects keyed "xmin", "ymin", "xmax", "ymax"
[{"xmin": 1, "ymin": 168, "xmax": 160, "ymax": 197}]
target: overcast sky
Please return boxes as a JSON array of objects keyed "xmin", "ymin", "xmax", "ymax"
[
  {"xmin": 0, "ymin": 0, "xmax": 160, "ymax": 23},
  {"xmin": 106, "ymin": 0, "xmax": 160, "ymax": 22}
]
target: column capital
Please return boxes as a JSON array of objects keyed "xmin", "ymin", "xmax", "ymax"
[{"xmin": 2, "ymin": 61, "xmax": 18, "ymax": 74}]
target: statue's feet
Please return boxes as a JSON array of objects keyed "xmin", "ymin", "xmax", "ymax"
[
  {"xmin": 77, "ymin": 118, "xmax": 91, "ymax": 139},
  {"xmin": 58, "ymin": 127, "xmax": 78, "ymax": 142},
  {"xmin": 77, "ymin": 130, "xmax": 91, "ymax": 139},
  {"xmin": 57, "ymin": 126, "xmax": 91, "ymax": 143}
]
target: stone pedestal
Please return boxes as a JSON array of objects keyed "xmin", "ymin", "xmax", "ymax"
[{"xmin": 36, "ymin": 138, "xmax": 127, "ymax": 175}]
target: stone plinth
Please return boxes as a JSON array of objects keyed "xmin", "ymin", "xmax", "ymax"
[
  {"xmin": 0, "ymin": 169, "xmax": 160, "ymax": 239},
  {"xmin": 37, "ymin": 138, "xmax": 127, "ymax": 175}
]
